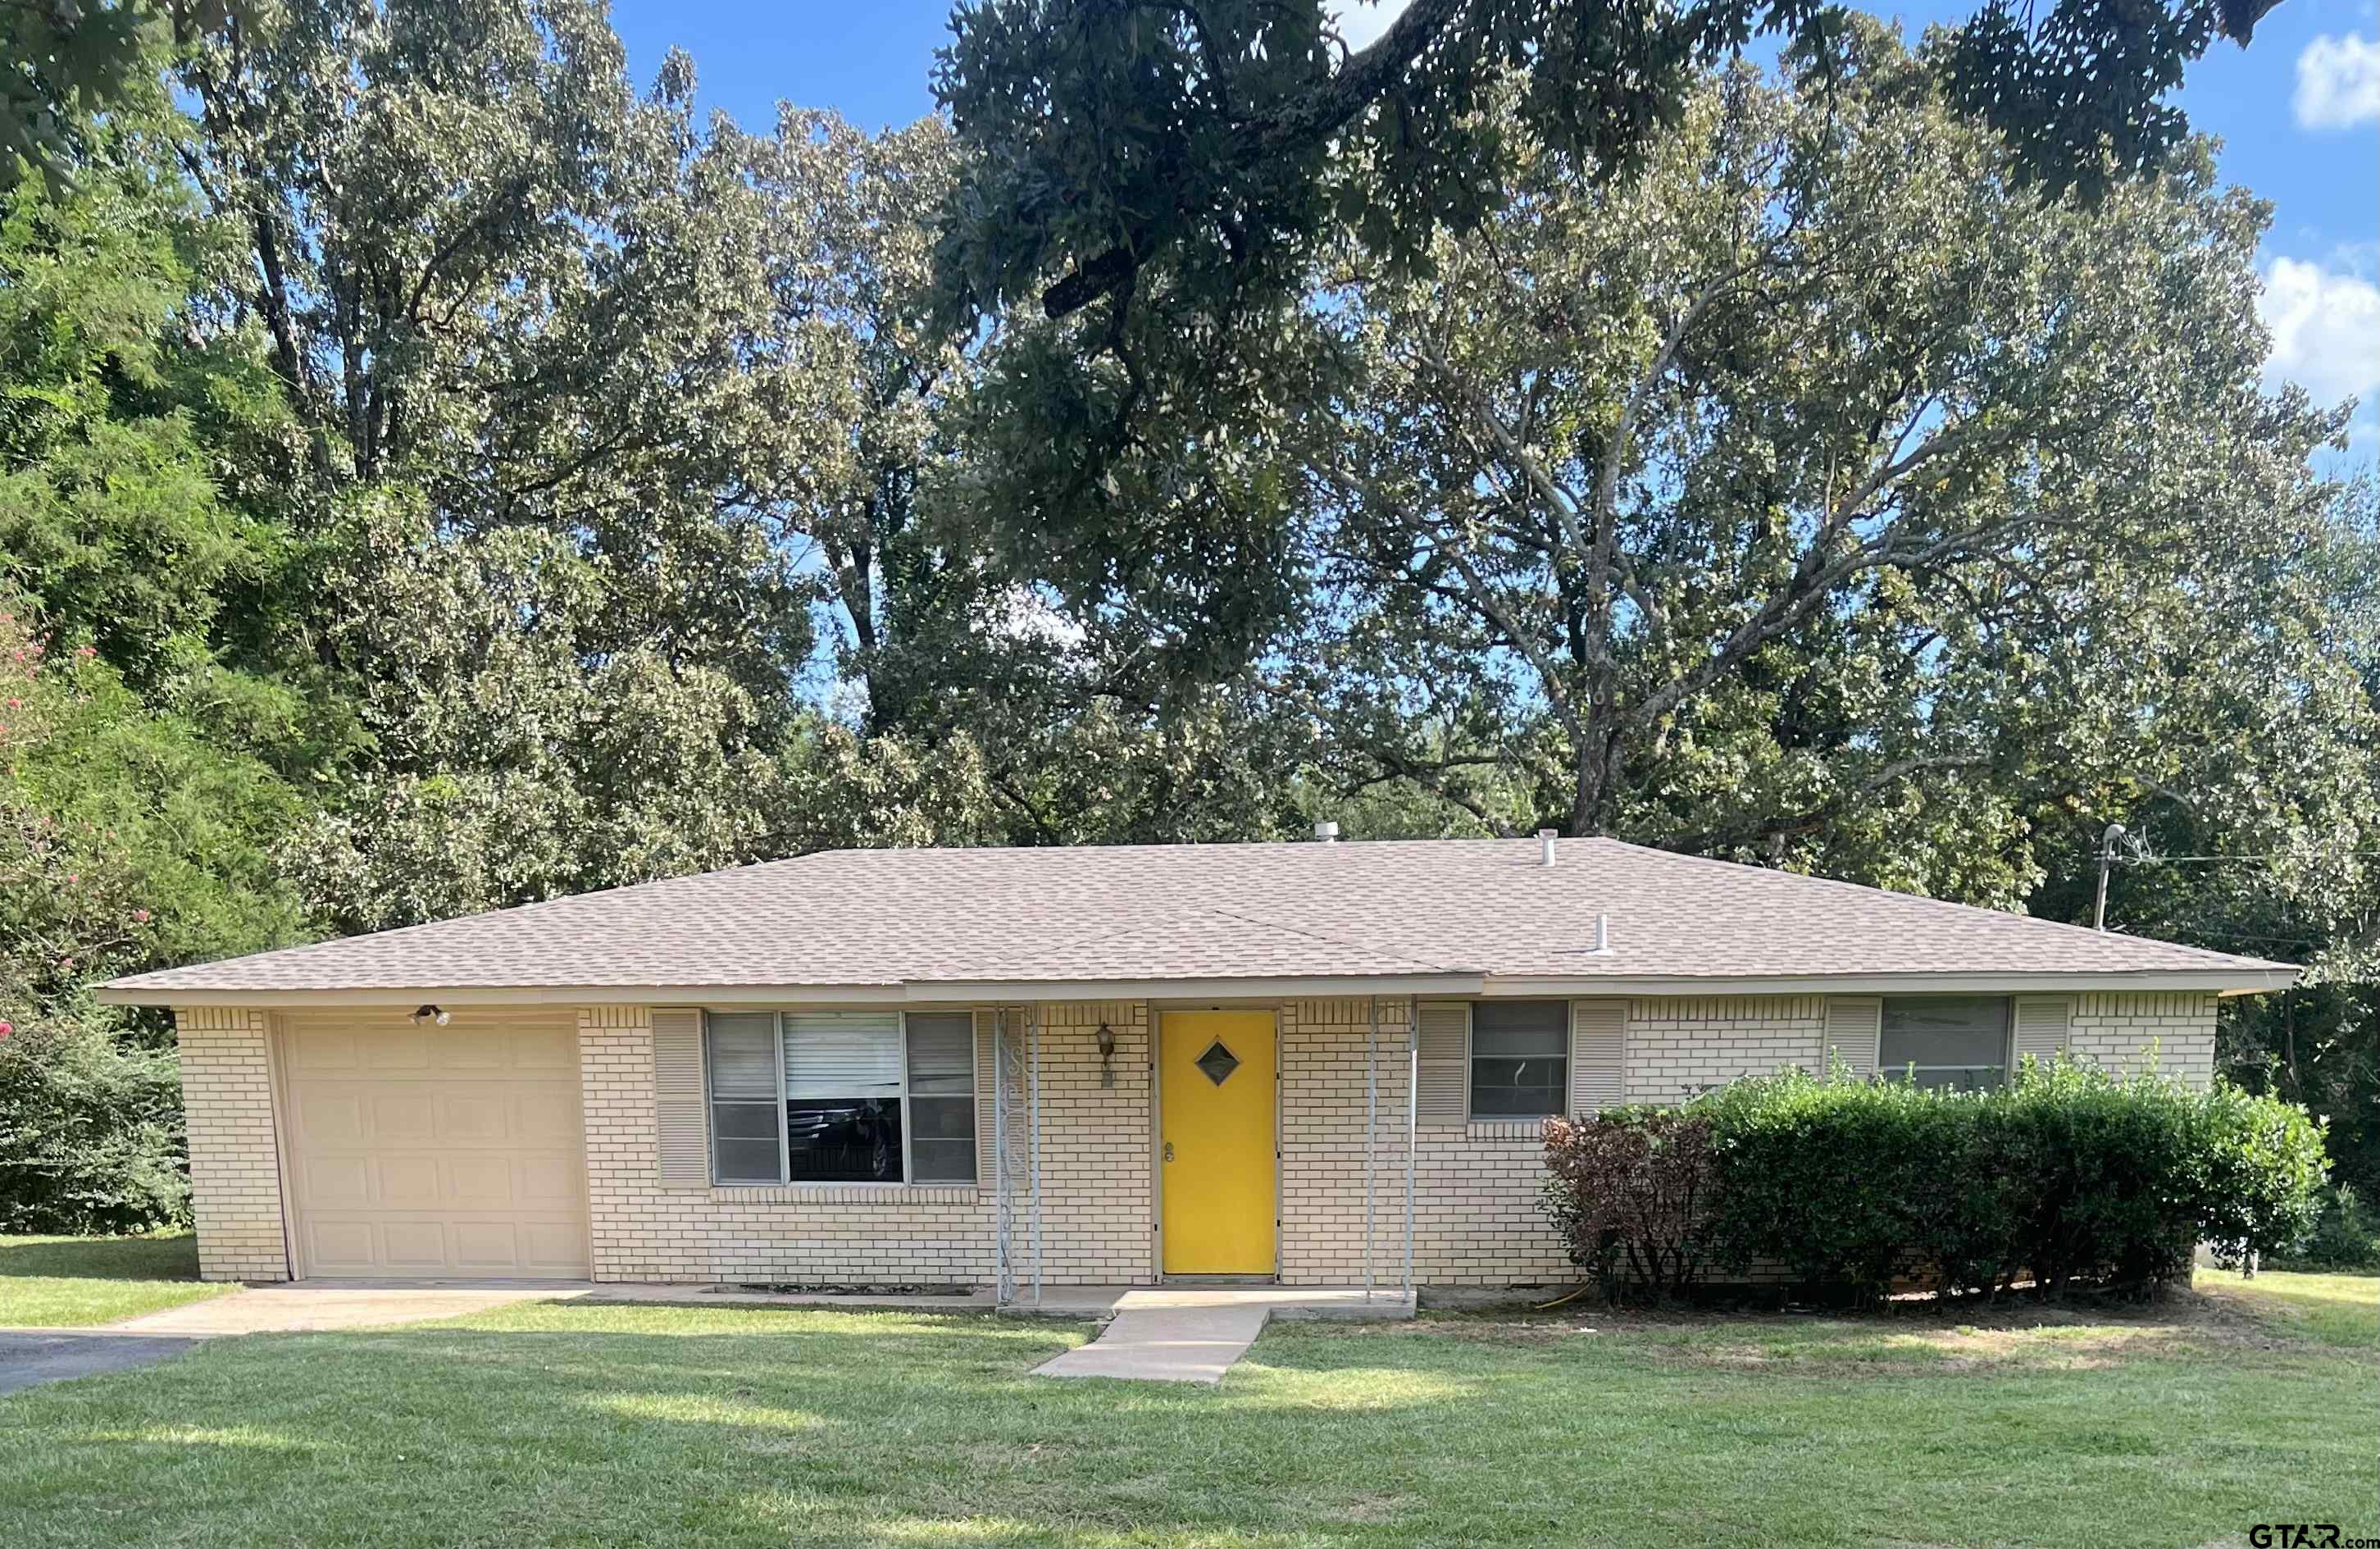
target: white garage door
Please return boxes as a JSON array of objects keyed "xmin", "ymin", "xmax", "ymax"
[{"xmin": 280, "ymin": 1008, "xmax": 589, "ymax": 1278}]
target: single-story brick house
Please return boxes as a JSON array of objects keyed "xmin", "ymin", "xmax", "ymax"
[{"xmin": 101, "ymin": 836, "xmax": 2295, "ymax": 1292}]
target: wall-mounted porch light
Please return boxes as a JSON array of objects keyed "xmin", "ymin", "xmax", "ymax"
[{"xmin": 1097, "ymin": 1021, "xmax": 1117, "ymax": 1087}]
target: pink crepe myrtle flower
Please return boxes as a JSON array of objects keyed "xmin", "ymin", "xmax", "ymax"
[
  {"xmin": 0, "ymin": 1021, "xmax": 12, "ymax": 1039},
  {"xmin": 133, "ymin": 909, "xmax": 151, "ymax": 923}
]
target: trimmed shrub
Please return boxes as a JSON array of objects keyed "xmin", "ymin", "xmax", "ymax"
[
  {"xmin": 1541, "ymin": 1060, "xmax": 2328, "ymax": 1305},
  {"xmin": 2272, "ymin": 1185, "xmax": 2380, "ymax": 1271},
  {"xmin": 1540, "ymin": 1109, "xmax": 1718, "ymax": 1301}
]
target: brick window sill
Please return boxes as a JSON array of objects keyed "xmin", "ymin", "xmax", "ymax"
[{"xmin": 703, "ymin": 1183, "xmax": 984, "ymax": 1205}]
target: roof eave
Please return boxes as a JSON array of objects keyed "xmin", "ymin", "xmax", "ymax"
[{"xmin": 98, "ymin": 964, "xmax": 2296, "ymax": 1009}]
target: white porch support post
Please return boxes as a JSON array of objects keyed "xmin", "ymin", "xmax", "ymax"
[
  {"xmin": 1404, "ymin": 996, "xmax": 1418, "ymax": 1295},
  {"xmin": 992, "ymin": 1007, "xmax": 1013, "ymax": 1305},
  {"xmin": 1027, "ymin": 1004, "xmax": 1044, "ymax": 1305},
  {"xmin": 1365, "ymin": 995, "xmax": 1378, "ymax": 1301}
]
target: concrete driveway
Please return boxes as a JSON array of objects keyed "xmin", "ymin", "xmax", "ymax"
[{"xmin": 0, "ymin": 1282, "xmax": 571, "ymax": 1395}]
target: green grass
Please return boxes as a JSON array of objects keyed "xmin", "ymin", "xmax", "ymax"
[
  {"xmin": 0, "ymin": 1271, "xmax": 2369, "ymax": 1547},
  {"xmin": 2196, "ymin": 1264, "xmax": 2378, "ymax": 1347},
  {"xmin": 0, "ymin": 1233, "xmax": 235, "ymax": 1327}
]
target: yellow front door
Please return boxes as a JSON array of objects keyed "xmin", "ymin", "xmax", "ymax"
[{"xmin": 1159, "ymin": 1010, "xmax": 1277, "ymax": 1275}]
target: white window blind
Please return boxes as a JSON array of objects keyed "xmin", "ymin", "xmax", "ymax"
[{"xmin": 781, "ymin": 1013, "xmax": 903, "ymax": 1097}]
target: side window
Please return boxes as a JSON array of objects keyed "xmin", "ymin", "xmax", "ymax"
[
  {"xmin": 1469, "ymin": 1000, "xmax": 1568, "ymax": 1119},
  {"xmin": 905, "ymin": 1012, "xmax": 978, "ymax": 1183},
  {"xmin": 1879, "ymin": 996, "xmax": 2012, "ymax": 1090},
  {"xmin": 706, "ymin": 1012, "xmax": 783, "ymax": 1184},
  {"xmin": 782, "ymin": 1013, "xmax": 905, "ymax": 1183}
]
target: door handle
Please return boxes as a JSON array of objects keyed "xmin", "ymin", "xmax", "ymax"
[{"xmin": 1163, "ymin": 1141, "xmax": 1175, "ymax": 1162}]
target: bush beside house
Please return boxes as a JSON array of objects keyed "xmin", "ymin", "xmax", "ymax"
[{"xmin": 1543, "ymin": 1061, "xmax": 2329, "ymax": 1305}]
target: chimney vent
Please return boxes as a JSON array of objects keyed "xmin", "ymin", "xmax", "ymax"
[
  {"xmin": 1313, "ymin": 821, "xmax": 1340, "ymax": 844},
  {"xmin": 1591, "ymin": 913, "xmax": 1611, "ymax": 954},
  {"xmin": 1538, "ymin": 828, "xmax": 1558, "ymax": 867}
]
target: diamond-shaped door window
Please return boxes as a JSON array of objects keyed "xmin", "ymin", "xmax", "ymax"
[{"xmin": 1195, "ymin": 1040, "xmax": 1241, "ymax": 1087}]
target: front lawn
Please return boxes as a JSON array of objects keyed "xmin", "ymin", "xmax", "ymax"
[
  {"xmin": 0, "ymin": 1271, "xmax": 2369, "ymax": 1547},
  {"xmin": 0, "ymin": 1234, "xmax": 234, "ymax": 1327}
]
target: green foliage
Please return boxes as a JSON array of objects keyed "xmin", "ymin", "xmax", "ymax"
[
  {"xmin": 1678, "ymin": 1061, "xmax": 2329, "ymax": 1301},
  {"xmin": 0, "ymin": 1008, "xmax": 189, "ymax": 1233},
  {"xmin": 2272, "ymin": 1184, "xmax": 2380, "ymax": 1272},
  {"xmin": 1540, "ymin": 1108, "xmax": 1720, "ymax": 1301},
  {"xmin": 0, "ymin": 607, "xmax": 306, "ymax": 1231},
  {"xmin": 933, "ymin": 0, "xmax": 2287, "ymax": 571}
]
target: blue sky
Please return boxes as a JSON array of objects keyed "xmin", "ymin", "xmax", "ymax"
[{"xmin": 609, "ymin": 0, "xmax": 2379, "ymax": 448}]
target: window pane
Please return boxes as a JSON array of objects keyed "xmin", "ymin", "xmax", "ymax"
[
  {"xmin": 784, "ymin": 1013, "xmax": 903, "ymax": 1098},
  {"xmin": 905, "ymin": 1012, "xmax": 976, "ymax": 1094},
  {"xmin": 1473, "ymin": 1001, "xmax": 1567, "ymax": 1039},
  {"xmin": 912, "ymin": 1138, "xmax": 976, "ymax": 1186},
  {"xmin": 1472, "ymin": 1082, "xmax": 1567, "ymax": 1117},
  {"xmin": 1882, "ymin": 996, "xmax": 2010, "ymax": 1077},
  {"xmin": 707, "ymin": 1014, "xmax": 780, "ymax": 1100},
  {"xmin": 786, "ymin": 1098, "xmax": 904, "ymax": 1182},
  {"xmin": 1472, "ymin": 1026, "xmax": 1566, "ymax": 1057},
  {"xmin": 1471, "ymin": 1051, "xmax": 1568, "ymax": 1118},
  {"xmin": 713, "ymin": 1137, "xmax": 783, "ymax": 1183}
]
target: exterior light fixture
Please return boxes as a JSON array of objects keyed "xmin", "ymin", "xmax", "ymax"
[
  {"xmin": 1097, "ymin": 1021, "xmax": 1117, "ymax": 1088},
  {"xmin": 412, "ymin": 1004, "xmax": 451, "ymax": 1027}
]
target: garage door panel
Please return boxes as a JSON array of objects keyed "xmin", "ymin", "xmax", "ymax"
[
  {"xmin": 296, "ymin": 1090, "xmax": 367, "ymax": 1145},
  {"xmin": 448, "ymin": 1155, "xmax": 515, "ymax": 1205},
  {"xmin": 380, "ymin": 1220, "xmax": 451, "ymax": 1269},
  {"xmin": 517, "ymin": 1090, "xmax": 576, "ymax": 1142},
  {"xmin": 367, "ymin": 1031, "xmax": 430, "ymax": 1070},
  {"xmin": 371, "ymin": 1091, "xmax": 438, "ymax": 1141},
  {"xmin": 517, "ymin": 1155, "xmax": 576, "ymax": 1205},
  {"xmin": 510, "ymin": 1028, "xmax": 575, "ymax": 1070},
  {"xmin": 521, "ymin": 1222, "xmax": 585, "ymax": 1273},
  {"xmin": 289, "ymin": 1028, "xmax": 362, "ymax": 1072},
  {"xmin": 308, "ymin": 1221, "xmax": 375, "ymax": 1273},
  {"xmin": 282, "ymin": 1011, "xmax": 587, "ymax": 1279},
  {"xmin": 305, "ymin": 1155, "xmax": 372, "ymax": 1207},
  {"xmin": 438, "ymin": 1093, "xmax": 507, "ymax": 1143}
]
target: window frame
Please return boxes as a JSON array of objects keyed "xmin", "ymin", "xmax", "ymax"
[
  {"xmin": 1465, "ymin": 1000, "xmax": 1571, "ymax": 1123},
  {"xmin": 1877, "ymin": 995, "xmax": 2015, "ymax": 1091},
  {"xmin": 703, "ymin": 1009, "xmax": 978, "ymax": 1187}
]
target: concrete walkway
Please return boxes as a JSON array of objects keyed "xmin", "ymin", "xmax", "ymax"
[
  {"xmin": 1031, "ymin": 1285, "xmax": 1417, "ymax": 1385},
  {"xmin": 1, "ymin": 1278, "xmax": 1416, "ymax": 1394},
  {"xmin": 0, "ymin": 1284, "xmax": 568, "ymax": 1394}
]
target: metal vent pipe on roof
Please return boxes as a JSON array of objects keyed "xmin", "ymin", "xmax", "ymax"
[
  {"xmin": 1314, "ymin": 821, "xmax": 1340, "ymax": 843},
  {"xmin": 1538, "ymin": 828, "xmax": 1558, "ymax": 866}
]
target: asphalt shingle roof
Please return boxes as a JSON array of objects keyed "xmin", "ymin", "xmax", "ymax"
[{"xmin": 99, "ymin": 838, "xmax": 2291, "ymax": 1000}]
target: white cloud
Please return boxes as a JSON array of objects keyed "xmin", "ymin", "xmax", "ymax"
[
  {"xmin": 2260, "ymin": 258, "xmax": 2380, "ymax": 435},
  {"xmin": 2293, "ymin": 34, "xmax": 2380, "ymax": 129},
  {"xmin": 1331, "ymin": 2, "xmax": 1410, "ymax": 52}
]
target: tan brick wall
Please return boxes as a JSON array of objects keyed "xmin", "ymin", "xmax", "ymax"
[
  {"xmin": 1624, "ymin": 995, "xmax": 1831, "ymax": 1104},
  {"xmin": 1279, "ymin": 998, "xmax": 1571, "ymax": 1286},
  {"xmin": 172, "ymin": 986, "xmax": 2227, "ymax": 1291},
  {"xmin": 173, "ymin": 1006, "xmax": 289, "ymax": 1282},
  {"xmin": 576, "ymin": 1003, "xmax": 1154, "ymax": 1286},
  {"xmin": 2069, "ymin": 991, "xmax": 2218, "ymax": 1090}
]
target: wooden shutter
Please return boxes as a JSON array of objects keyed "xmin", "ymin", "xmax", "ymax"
[
  {"xmin": 2014, "ymin": 995, "xmax": 2072, "ymax": 1072},
  {"xmin": 1416, "ymin": 1000, "xmax": 1469, "ymax": 1123},
  {"xmin": 973, "ymin": 1007, "xmax": 997, "ymax": 1185},
  {"xmin": 1569, "ymin": 999, "xmax": 1627, "ymax": 1114},
  {"xmin": 1824, "ymin": 996, "xmax": 1882, "ymax": 1081},
  {"xmin": 652, "ymin": 1007, "xmax": 709, "ymax": 1187}
]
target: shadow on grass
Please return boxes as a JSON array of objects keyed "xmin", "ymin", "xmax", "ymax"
[
  {"xmin": 2, "ymin": 1292, "xmax": 2371, "ymax": 1548},
  {"xmin": 0, "ymin": 1234, "xmax": 201, "ymax": 1282}
]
